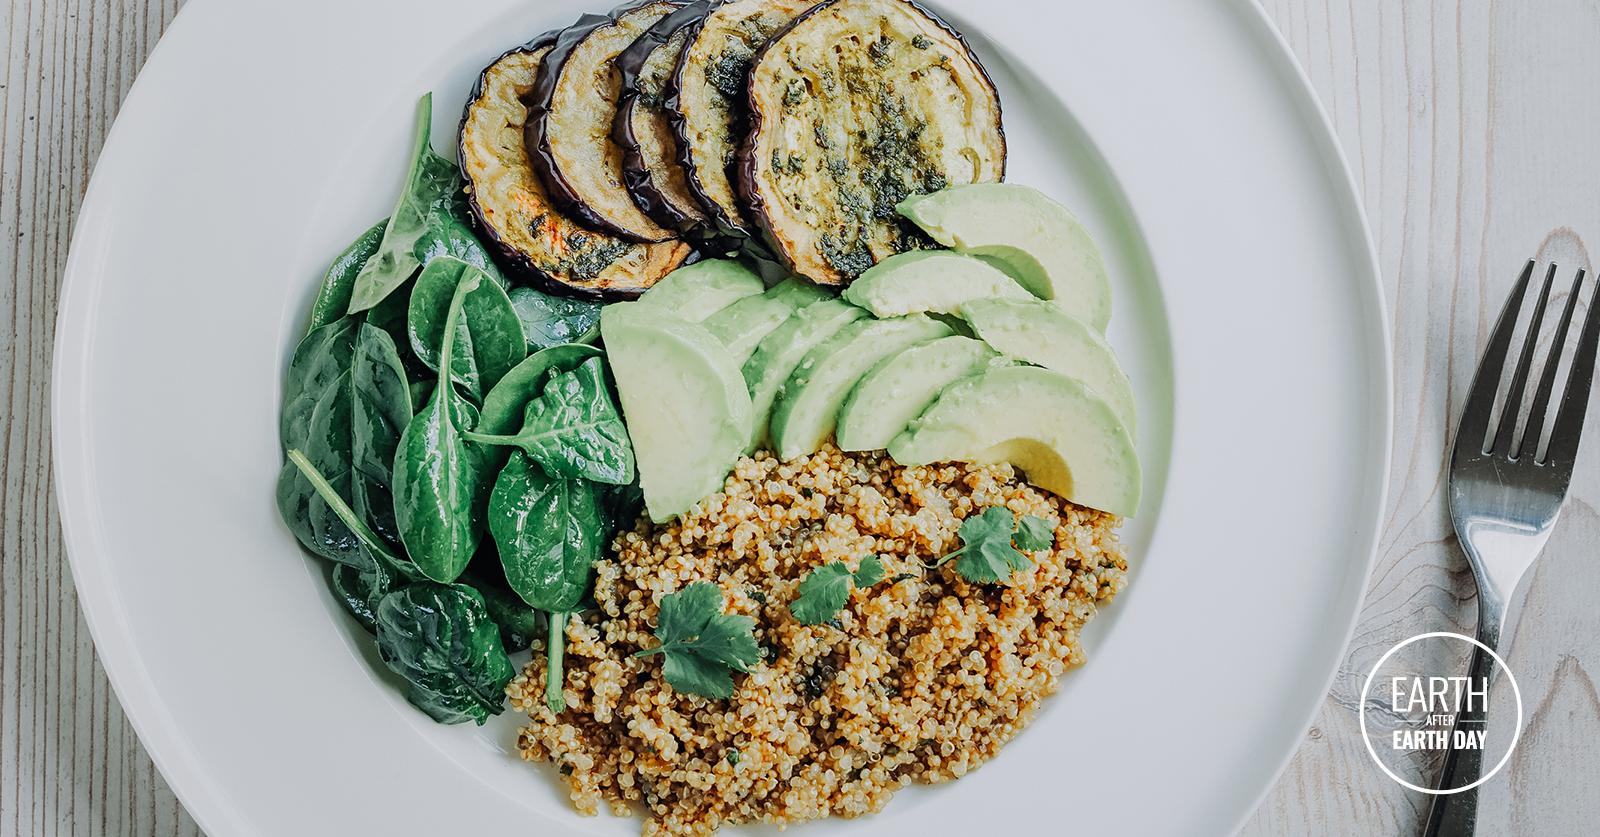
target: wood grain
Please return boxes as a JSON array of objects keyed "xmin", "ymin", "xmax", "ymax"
[
  {"xmin": 1243, "ymin": 1, "xmax": 1600, "ymax": 835},
  {"xmin": 1, "ymin": 0, "xmax": 199, "ymax": 834},
  {"xmin": 1, "ymin": 1, "xmax": 1598, "ymax": 835}
]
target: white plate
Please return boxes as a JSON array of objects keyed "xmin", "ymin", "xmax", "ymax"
[{"xmin": 53, "ymin": 0, "xmax": 1389, "ymax": 834}]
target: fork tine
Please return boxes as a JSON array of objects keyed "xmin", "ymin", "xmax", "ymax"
[
  {"xmin": 1457, "ymin": 260, "xmax": 1536, "ymax": 456},
  {"xmin": 1494, "ymin": 263, "xmax": 1557, "ymax": 455},
  {"xmin": 1520, "ymin": 269, "xmax": 1584, "ymax": 459},
  {"xmin": 1544, "ymin": 273, "xmax": 1600, "ymax": 468}
]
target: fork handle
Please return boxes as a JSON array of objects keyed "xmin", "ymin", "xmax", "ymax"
[{"xmin": 1421, "ymin": 631, "xmax": 1501, "ymax": 837}]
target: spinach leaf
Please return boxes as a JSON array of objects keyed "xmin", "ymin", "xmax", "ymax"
[
  {"xmin": 282, "ymin": 449, "xmax": 419, "ymax": 581},
  {"xmin": 301, "ymin": 497, "xmax": 403, "ymax": 638},
  {"xmin": 506, "ymin": 286, "xmax": 602, "ymax": 353},
  {"xmin": 408, "ymin": 377, "xmax": 436, "ymax": 415},
  {"xmin": 280, "ymin": 318, "xmax": 356, "ymax": 449},
  {"xmin": 393, "ymin": 275, "xmax": 492, "ymax": 583},
  {"xmin": 345, "ymin": 94, "xmax": 467, "ymax": 315},
  {"xmin": 415, "ymin": 213, "xmax": 507, "ymax": 289},
  {"xmin": 366, "ymin": 278, "xmax": 429, "ymax": 377},
  {"xmin": 465, "ymin": 357, "xmax": 635, "ymax": 485},
  {"xmin": 487, "ymin": 452, "xmax": 605, "ymax": 712},
  {"xmin": 277, "ymin": 424, "xmax": 361, "ymax": 563},
  {"xmin": 374, "ymin": 582, "xmax": 515, "ymax": 725},
  {"xmin": 476, "ymin": 344, "xmax": 603, "ymax": 437},
  {"xmin": 277, "ymin": 322, "xmax": 413, "ymax": 558},
  {"xmin": 331, "ymin": 562, "xmax": 393, "ymax": 633},
  {"xmin": 488, "ymin": 452, "xmax": 604, "ymax": 614},
  {"xmin": 598, "ymin": 481, "xmax": 645, "ymax": 542},
  {"xmin": 465, "ymin": 571, "xmax": 541, "ymax": 651},
  {"xmin": 307, "ymin": 219, "xmax": 387, "ymax": 334},
  {"xmin": 348, "ymin": 324, "xmax": 415, "ymax": 545},
  {"xmin": 407, "ymin": 256, "xmax": 526, "ymax": 402}
]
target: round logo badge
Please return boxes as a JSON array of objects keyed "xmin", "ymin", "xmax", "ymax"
[{"xmin": 1358, "ymin": 632, "xmax": 1523, "ymax": 794}]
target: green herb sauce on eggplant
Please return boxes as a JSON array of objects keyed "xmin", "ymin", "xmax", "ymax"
[{"xmin": 737, "ymin": 0, "xmax": 1006, "ymax": 284}]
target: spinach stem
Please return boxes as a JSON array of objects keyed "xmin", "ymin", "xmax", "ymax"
[
  {"xmin": 285, "ymin": 448, "xmax": 410, "ymax": 574},
  {"xmin": 546, "ymin": 611, "xmax": 569, "ymax": 713},
  {"xmin": 462, "ymin": 430, "xmax": 521, "ymax": 447},
  {"xmin": 439, "ymin": 274, "xmax": 479, "ymax": 394},
  {"xmin": 464, "ymin": 416, "xmax": 613, "ymax": 449}
]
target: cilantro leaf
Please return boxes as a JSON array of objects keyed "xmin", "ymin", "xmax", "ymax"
[
  {"xmin": 684, "ymin": 615, "xmax": 761, "ymax": 670},
  {"xmin": 662, "ymin": 649, "xmax": 738, "ymax": 699},
  {"xmin": 790, "ymin": 563, "xmax": 854, "ymax": 625},
  {"xmin": 1013, "ymin": 515, "xmax": 1054, "ymax": 551},
  {"xmin": 790, "ymin": 557, "xmax": 888, "ymax": 625},
  {"xmin": 658, "ymin": 580, "xmax": 720, "ymax": 639},
  {"xmin": 634, "ymin": 582, "xmax": 760, "ymax": 699},
  {"xmin": 853, "ymin": 555, "xmax": 886, "ymax": 588},
  {"xmin": 935, "ymin": 507, "xmax": 1035, "ymax": 585},
  {"xmin": 955, "ymin": 538, "xmax": 1031, "ymax": 584}
]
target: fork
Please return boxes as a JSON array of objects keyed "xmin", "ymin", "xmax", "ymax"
[{"xmin": 1427, "ymin": 260, "xmax": 1600, "ymax": 835}]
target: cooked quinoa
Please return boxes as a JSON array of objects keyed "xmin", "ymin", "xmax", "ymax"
[{"xmin": 506, "ymin": 444, "xmax": 1127, "ymax": 836}]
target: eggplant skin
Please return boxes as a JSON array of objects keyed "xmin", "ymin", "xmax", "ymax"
[
  {"xmin": 668, "ymin": 0, "xmax": 817, "ymax": 238},
  {"xmin": 613, "ymin": 1, "xmax": 714, "ymax": 233},
  {"xmin": 458, "ymin": 37, "xmax": 690, "ymax": 301},
  {"xmin": 525, "ymin": 2, "xmax": 685, "ymax": 244},
  {"xmin": 736, "ymin": 0, "xmax": 1006, "ymax": 285}
]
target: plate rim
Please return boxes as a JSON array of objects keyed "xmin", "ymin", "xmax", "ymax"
[
  {"xmin": 48, "ymin": 1, "xmax": 1392, "ymax": 834},
  {"xmin": 1220, "ymin": 1, "xmax": 1392, "ymax": 831},
  {"xmin": 51, "ymin": 4, "xmax": 251, "ymax": 835}
]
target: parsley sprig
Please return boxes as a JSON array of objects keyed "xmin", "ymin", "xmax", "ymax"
[
  {"xmin": 634, "ymin": 582, "xmax": 760, "ymax": 699},
  {"xmin": 789, "ymin": 556, "xmax": 887, "ymax": 625},
  {"xmin": 930, "ymin": 507, "xmax": 1055, "ymax": 584}
]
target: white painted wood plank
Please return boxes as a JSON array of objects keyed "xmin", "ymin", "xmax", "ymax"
[
  {"xmin": 1, "ymin": 0, "xmax": 199, "ymax": 834},
  {"xmin": 1245, "ymin": 2, "xmax": 1600, "ymax": 835}
]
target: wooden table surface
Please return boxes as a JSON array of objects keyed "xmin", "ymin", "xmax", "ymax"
[{"xmin": 4, "ymin": 1, "xmax": 1599, "ymax": 834}]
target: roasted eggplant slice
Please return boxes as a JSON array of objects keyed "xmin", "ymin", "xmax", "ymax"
[
  {"xmin": 460, "ymin": 38, "xmax": 690, "ymax": 300},
  {"xmin": 670, "ymin": 0, "xmax": 817, "ymax": 236},
  {"xmin": 614, "ymin": 1, "xmax": 714, "ymax": 232},
  {"xmin": 526, "ymin": 2, "xmax": 685, "ymax": 243},
  {"xmin": 737, "ymin": 0, "xmax": 1006, "ymax": 285}
]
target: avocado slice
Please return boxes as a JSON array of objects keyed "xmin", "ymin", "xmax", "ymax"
[
  {"xmin": 636, "ymin": 258, "xmax": 765, "ymax": 322},
  {"xmin": 842, "ymin": 250, "xmax": 1031, "ymax": 317},
  {"xmin": 705, "ymin": 278, "xmax": 831, "ymax": 365},
  {"xmin": 743, "ymin": 299, "xmax": 868, "ymax": 448},
  {"xmin": 770, "ymin": 315, "xmax": 953, "ymax": 460},
  {"xmin": 835, "ymin": 335, "xmax": 999, "ymax": 452},
  {"xmin": 898, "ymin": 184, "xmax": 1112, "ymax": 331},
  {"xmin": 706, "ymin": 297, "xmax": 795, "ymax": 366},
  {"xmin": 764, "ymin": 275, "xmax": 832, "ymax": 308},
  {"xmin": 961, "ymin": 298, "xmax": 1137, "ymax": 436},
  {"xmin": 600, "ymin": 302, "xmax": 753, "ymax": 522},
  {"xmin": 889, "ymin": 366, "xmax": 1140, "ymax": 517}
]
